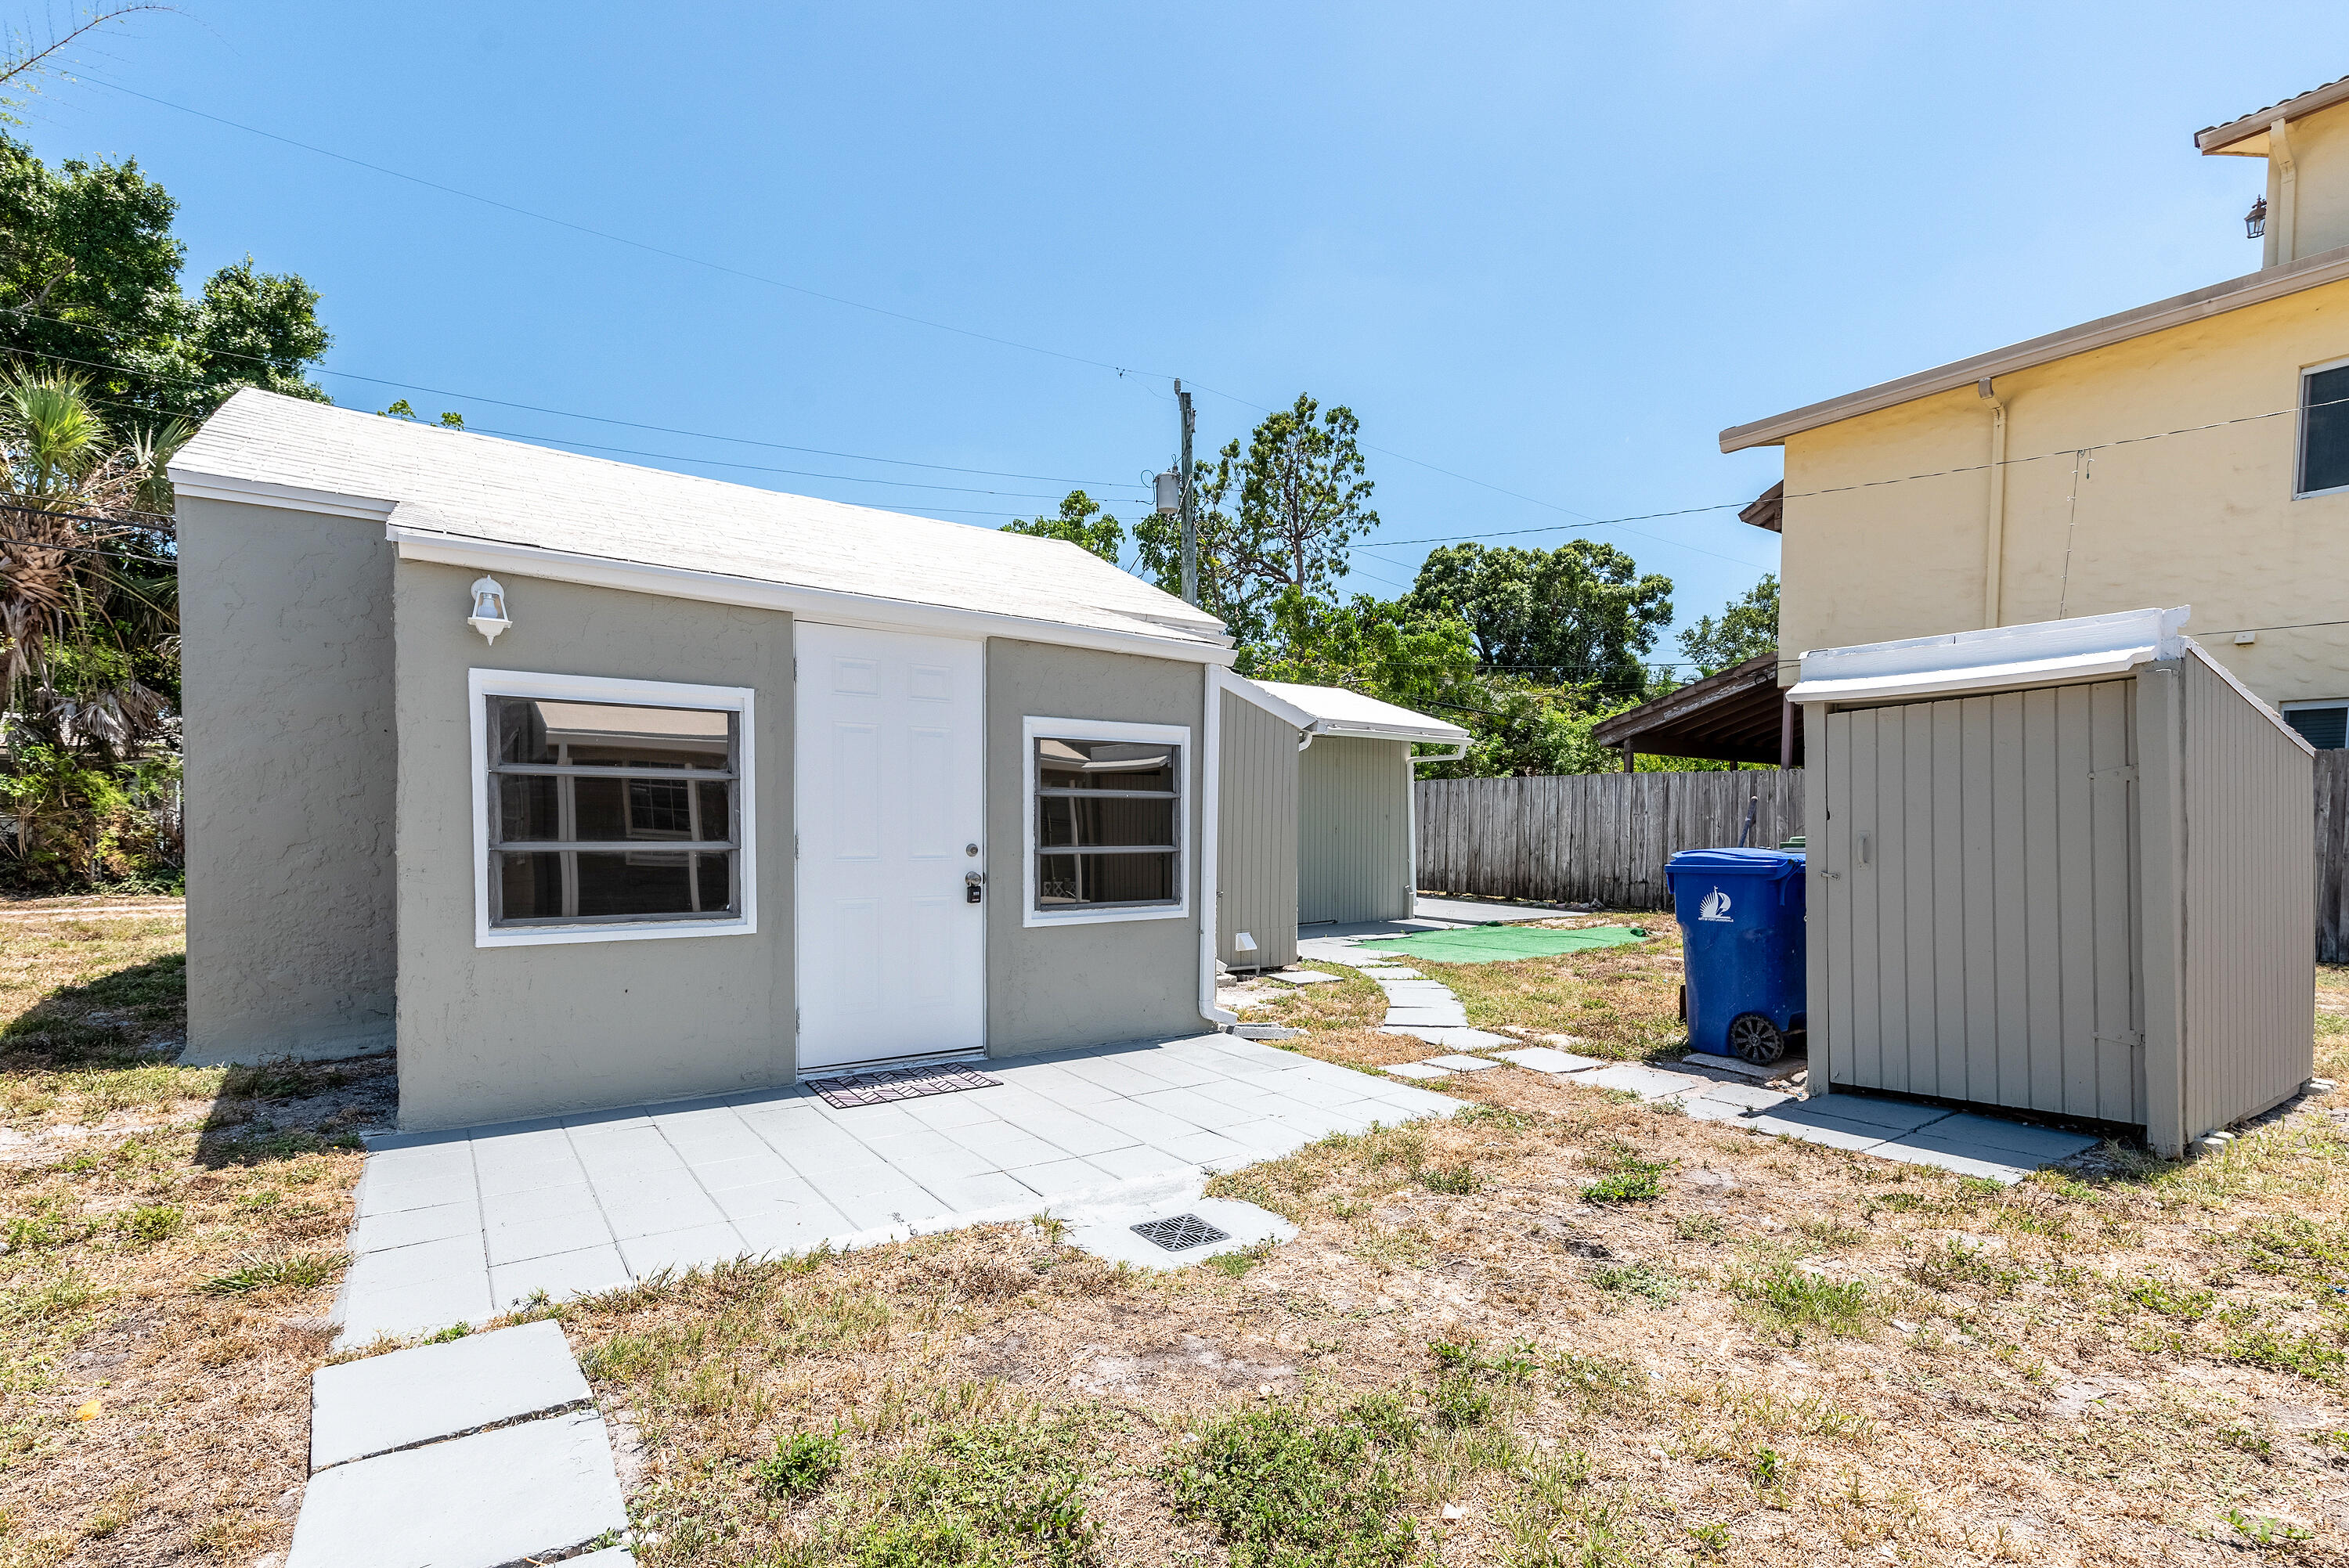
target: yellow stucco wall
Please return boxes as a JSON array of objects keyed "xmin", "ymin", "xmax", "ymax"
[
  {"xmin": 2264, "ymin": 97, "xmax": 2349, "ymax": 265},
  {"xmin": 1777, "ymin": 275, "xmax": 2349, "ymax": 706}
]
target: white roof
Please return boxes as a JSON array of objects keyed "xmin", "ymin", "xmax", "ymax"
[
  {"xmin": 169, "ymin": 390, "xmax": 1232, "ymax": 658},
  {"xmin": 1250, "ymin": 680, "xmax": 1470, "ymax": 743},
  {"xmin": 1787, "ymin": 607, "xmax": 2192, "ymax": 704}
]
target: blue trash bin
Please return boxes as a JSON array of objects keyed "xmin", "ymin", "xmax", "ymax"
[{"xmin": 1665, "ymin": 847, "xmax": 1806, "ymax": 1063}]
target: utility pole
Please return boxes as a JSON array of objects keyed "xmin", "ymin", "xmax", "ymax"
[{"xmin": 1176, "ymin": 379, "xmax": 1198, "ymax": 607}]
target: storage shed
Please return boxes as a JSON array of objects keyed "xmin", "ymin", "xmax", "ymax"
[
  {"xmin": 1789, "ymin": 607, "xmax": 2316, "ymax": 1156},
  {"xmin": 1211, "ymin": 679, "xmax": 1470, "ymax": 967}
]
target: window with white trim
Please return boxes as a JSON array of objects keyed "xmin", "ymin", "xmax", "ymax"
[
  {"xmin": 473, "ymin": 672, "xmax": 756, "ymax": 945},
  {"xmin": 2299, "ymin": 357, "xmax": 2349, "ymax": 498},
  {"xmin": 1023, "ymin": 717, "xmax": 1188, "ymax": 924},
  {"xmin": 2282, "ymin": 699, "xmax": 2348, "ymax": 750}
]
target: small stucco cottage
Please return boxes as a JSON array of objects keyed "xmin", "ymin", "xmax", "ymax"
[{"xmin": 170, "ymin": 391, "xmax": 1260, "ymax": 1131}]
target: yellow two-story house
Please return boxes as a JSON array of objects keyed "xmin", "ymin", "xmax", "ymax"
[{"xmin": 1721, "ymin": 75, "xmax": 2349, "ymax": 749}]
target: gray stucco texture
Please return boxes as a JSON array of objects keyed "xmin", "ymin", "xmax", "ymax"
[{"xmin": 336, "ymin": 1033, "xmax": 1462, "ymax": 1344}]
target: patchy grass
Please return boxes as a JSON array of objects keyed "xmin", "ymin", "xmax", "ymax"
[
  {"xmin": 0, "ymin": 896, "xmax": 393, "ymax": 1568},
  {"xmin": 538, "ymin": 948, "xmax": 2349, "ymax": 1566}
]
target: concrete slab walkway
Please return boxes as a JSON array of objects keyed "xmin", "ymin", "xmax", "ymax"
[
  {"xmin": 290, "ymin": 1321, "xmax": 630, "ymax": 1568},
  {"xmin": 338, "ymin": 1033, "xmax": 1461, "ymax": 1345}
]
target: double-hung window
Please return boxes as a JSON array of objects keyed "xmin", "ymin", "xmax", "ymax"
[
  {"xmin": 1023, "ymin": 717, "xmax": 1189, "ymax": 925},
  {"xmin": 472, "ymin": 672, "xmax": 756, "ymax": 946},
  {"xmin": 2299, "ymin": 356, "xmax": 2349, "ymax": 499}
]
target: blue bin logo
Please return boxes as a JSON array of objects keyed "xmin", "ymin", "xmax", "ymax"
[{"xmin": 1698, "ymin": 886, "xmax": 1733, "ymax": 923}]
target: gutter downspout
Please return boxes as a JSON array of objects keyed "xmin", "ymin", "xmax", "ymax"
[
  {"xmin": 1979, "ymin": 377, "xmax": 2008, "ymax": 628},
  {"xmin": 2270, "ymin": 117, "xmax": 2298, "ymax": 268},
  {"xmin": 1199, "ymin": 666, "xmax": 1236, "ymax": 1029}
]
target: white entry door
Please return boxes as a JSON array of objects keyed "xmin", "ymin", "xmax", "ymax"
[{"xmin": 794, "ymin": 623, "xmax": 987, "ymax": 1070}]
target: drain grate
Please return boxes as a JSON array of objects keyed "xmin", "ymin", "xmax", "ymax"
[
  {"xmin": 805, "ymin": 1062, "xmax": 1000, "ymax": 1109},
  {"xmin": 1131, "ymin": 1213, "xmax": 1232, "ymax": 1253}
]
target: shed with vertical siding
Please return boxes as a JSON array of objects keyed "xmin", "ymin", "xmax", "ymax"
[
  {"xmin": 1791, "ymin": 607, "xmax": 2315, "ymax": 1157},
  {"xmin": 1212, "ymin": 679, "xmax": 1470, "ymax": 965}
]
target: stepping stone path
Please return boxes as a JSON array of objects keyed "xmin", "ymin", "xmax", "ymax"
[
  {"xmin": 290, "ymin": 1321, "xmax": 633, "ymax": 1568},
  {"xmin": 1312, "ymin": 935, "xmax": 2099, "ymax": 1184}
]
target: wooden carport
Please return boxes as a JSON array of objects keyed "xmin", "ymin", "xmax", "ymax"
[{"xmin": 1589, "ymin": 653, "xmax": 1802, "ymax": 769}]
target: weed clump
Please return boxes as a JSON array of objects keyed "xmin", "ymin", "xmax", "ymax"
[
  {"xmin": 756, "ymin": 1429, "xmax": 843, "ymax": 1501},
  {"xmin": 200, "ymin": 1251, "xmax": 345, "ymax": 1296},
  {"xmin": 1730, "ymin": 1262, "xmax": 1878, "ymax": 1343},
  {"xmin": 1580, "ymin": 1145, "xmax": 1672, "ymax": 1204},
  {"xmin": 1162, "ymin": 1397, "xmax": 1423, "ymax": 1568}
]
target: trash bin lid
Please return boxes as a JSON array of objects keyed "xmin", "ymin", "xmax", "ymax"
[{"xmin": 1665, "ymin": 847, "xmax": 1804, "ymax": 879}]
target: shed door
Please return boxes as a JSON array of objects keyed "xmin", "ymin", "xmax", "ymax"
[
  {"xmin": 1819, "ymin": 681, "xmax": 2142, "ymax": 1123},
  {"xmin": 795, "ymin": 623, "xmax": 986, "ymax": 1071}
]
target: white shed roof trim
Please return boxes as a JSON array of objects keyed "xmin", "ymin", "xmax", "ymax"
[
  {"xmin": 1788, "ymin": 607, "xmax": 2190, "ymax": 705},
  {"xmin": 1250, "ymin": 680, "xmax": 1471, "ymax": 744},
  {"xmin": 171, "ymin": 390, "xmax": 1234, "ymax": 661}
]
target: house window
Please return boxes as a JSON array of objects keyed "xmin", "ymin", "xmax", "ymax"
[
  {"xmin": 2282, "ymin": 700, "xmax": 2348, "ymax": 750},
  {"xmin": 2299, "ymin": 357, "xmax": 2349, "ymax": 498},
  {"xmin": 1023, "ymin": 717, "xmax": 1189, "ymax": 925},
  {"xmin": 471, "ymin": 671, "xmax": 756, "ymax": 946}
]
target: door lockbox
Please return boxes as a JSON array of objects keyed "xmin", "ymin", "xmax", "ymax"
[{"xmin": 965, "ymin": 871, "xmax": 985, "ymax": 904}]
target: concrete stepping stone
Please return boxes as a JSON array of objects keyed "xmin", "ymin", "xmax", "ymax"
[
  {"xmin": 287, "ymin": 1409, "xmax": 627, "ymax": 1568},
  {"xmin": 1422, "ymin": 1054, "xmax": 1502, "ymax": 1072},
  {"xmin": 1356, "ymin": 966, "xmax": 1421, "ymax": 979},
  {"xmin": 1695, "ymin": 1081, "xmax": 1794, "ymax": 1113},
  {"xmin": 1488, "ymin": 1046, "xmax": 1603, "ymax": 1075},
  {"xmin": 1380, "ymin": 1026, "xmax": 1514, "ymax": 1050},
  {"xmin": 310, "ymin": 1320, "xmax": 588, "ymax": 1471},
  {"xmin": 1681, "ymin": 1051, "xmax": 1808, "ymax": 1083},
  {"xmin": 1580, "ymin": 1064, "xmax": 1712, "ymax": 1099},
  {"xmin": 1382, "ymin": 1062, "xmax": 1454, "ymax": 1080},
  {"xmin": 1383, "ymin": 1006, "xmax": 1470, "ymax": 1026},
  {"xmin": 1265, "ymin": 970, "xmax": 1343, "ymax": 986}
]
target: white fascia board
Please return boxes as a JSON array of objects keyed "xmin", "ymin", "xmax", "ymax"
[
  {"xmin": 169, "ymin": 470, "xmax": 397, "ymax": 521},
  {"xmin": 1787, "ymin": 606, "xmax": 2189, "ymax": 705},
  {"xmin": 391, "ymin": 525, "xmax": 1239, "ymax": 667},
  {"xmin": 1311, "ymin": 723, "xmax": 1473, "ymax": 744}
]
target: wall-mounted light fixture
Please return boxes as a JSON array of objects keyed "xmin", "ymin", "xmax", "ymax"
[
  {"xmin": 467, "ymin": 575, "xmax": 511, "ymax": 643},
  {"xmin": 2246, "ymin": 196, "xmax": 2268, "ymax": 240}
]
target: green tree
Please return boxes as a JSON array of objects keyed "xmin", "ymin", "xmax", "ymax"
[
  {"xmin": 1247, "ymin": 589, "xmax": 1481, "ymax": 721},
  {"xmin": 0, "ymin": 135, "xmax": 330, "ymax": 420},
  {"xmin": 1001, "ymin": 488, "xmax": 1122, "ymax": 564},
  {"xmin": 1, "ymin": 8, "xmax": 159, "ymax": 124},
  {"xmin": 1402, "ymin": 539, "xmax": 1673, "ymax": 694},
  {"xmin": 1135, "ymin": 393, "xmax": 1376, "ymax": 647},
  {"xmin": 1678, "ymin": 572, "xmax": 1779, "ymax": 676}
]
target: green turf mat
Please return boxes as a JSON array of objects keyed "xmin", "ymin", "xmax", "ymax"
[{"xmin": 1352, "ymin": 923, "xmax": 1650, "ymax": 964}]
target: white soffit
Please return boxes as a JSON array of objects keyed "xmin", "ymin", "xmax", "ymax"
[
  {"xmin": 1253, "ymin": 680, "xmax": 1472, "ymax": 743},
  {"xmin": 1787, "ymin": 607, "xmax": 2191, "ymax": 705}
]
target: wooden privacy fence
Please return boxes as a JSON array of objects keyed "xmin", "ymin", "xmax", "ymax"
[
  {"xmin": 2318, "ymin": 751, "xmax": 2349, "ymax": 964},
  {"xmin": 1415, "ymin": 770, "xmax": 1804, "ymax": 910},
  {"xmin": 1423, "ymin": 755, "xmax": 2349, "ymax": 954}
]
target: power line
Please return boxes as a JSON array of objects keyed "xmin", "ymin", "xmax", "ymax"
[{"xmin": 4, "ymin": 310, "xmax": 1147, "ymax": 492}]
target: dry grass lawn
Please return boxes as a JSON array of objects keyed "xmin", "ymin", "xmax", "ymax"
[
  {"xmin": 535, "ymin": 925, "xmax": 2349, "ymax": 1567},
  {"xmin": 0, "ymin": 899, "xmax": 392, "ymax": 1568}
]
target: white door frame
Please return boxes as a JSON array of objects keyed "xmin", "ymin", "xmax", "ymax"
[{"xmin": 792, "ymin": 622, "xmax": 987, "ymax": 1073}]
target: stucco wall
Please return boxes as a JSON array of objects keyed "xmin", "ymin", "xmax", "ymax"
[
  {"xmin": 1298, "ymin": 736, "xmax": 1412, "ymax": 925},
  {"xmin": 392, "ymin": 561, "xmax": 795, "ymax": 1130},
  {"xmin": 2264, "ymin": 97, "xmax": 2349, "ymax": 265},
  {"xmin": 1777, "ymin": 275, "xmax": 2349, "ymax": 707},
  {"xmin": 985, "ymin": 639, "xmax": 1207, "ymax": 1053},
  {"xmin": 178, "ymin": 495, "xmax": 397, "ymax": 1064}
]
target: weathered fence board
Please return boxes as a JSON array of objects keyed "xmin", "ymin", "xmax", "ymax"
[
  {"xmin": 1425, "ymin": 757, "xmax": 2349, "ymax": 958},
  {"xmin": 2321, "ymin": 752, "xmax": 2349, "ymax": 965},
  {"xmin": 1415, "ymin": 770, "xmax": 1803, "ymax": 910}
]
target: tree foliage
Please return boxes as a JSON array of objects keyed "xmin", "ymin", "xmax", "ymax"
[
  {"xmin": 0, "ymin": 135, "xmax": 330, "ymax": 420},
  {"xmin": 1001, "ymin": 488, "xmax": 1123, "ymax": 565},
  {"xmin": 1679, "ymin": 572, "xmax": 1779, "ymax": 676},
  {"xmin": 1401, "ymin": 539, "xmax": 1673, "ymax": 694},
  {"xmin": 1245, "ymin": 589, "xmax": 1481, "ymax": 724},
  {"xmin": 1136, "ymin": 393, "xmax": 1375, "ymax": 646}
]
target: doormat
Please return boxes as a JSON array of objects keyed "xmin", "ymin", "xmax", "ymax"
[
  {"xmin": 805, "ymin": 1062, "xmax": 1001, "ymax": 1109},
  {"xmin": 1354, "ymin": 924, "xmax": 1650, "ymax": 965}
]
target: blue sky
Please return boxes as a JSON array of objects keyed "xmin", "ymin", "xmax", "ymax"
[{"xmin": 16, "ymin": 2, "xmax": 2347, "ymax": 666}]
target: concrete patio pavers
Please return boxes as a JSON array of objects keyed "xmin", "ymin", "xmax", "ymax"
[
  {"xmin": 338, "ymin": 1032, "xmax": 1463, "ymax": 1344},
  {"xmin": 309, "ymin": 1319, "xmax": 588, "ymax": 1471}
]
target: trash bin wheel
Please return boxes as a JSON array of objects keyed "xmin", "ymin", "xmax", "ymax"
[{"xmin": 1727, "ymin": 1012, "xmax": 1785, "ymax": 1065}]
